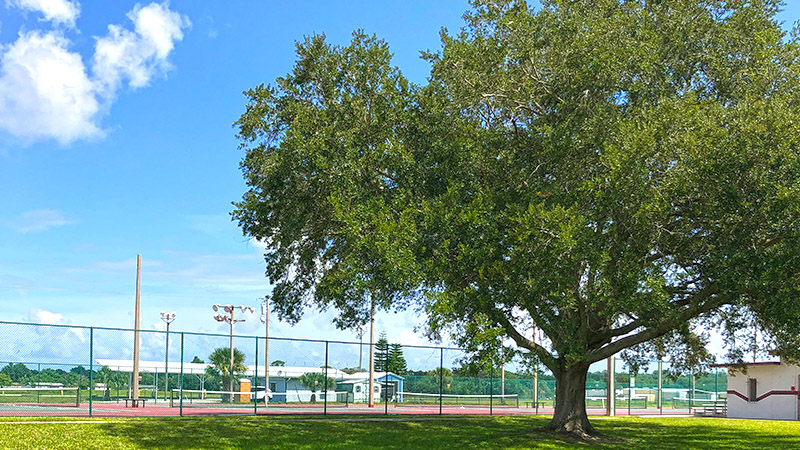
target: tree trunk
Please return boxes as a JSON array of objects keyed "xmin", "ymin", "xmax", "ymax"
[{"xmin": 546, "ymin": 363, "xmax": 596, "ymax": 437}]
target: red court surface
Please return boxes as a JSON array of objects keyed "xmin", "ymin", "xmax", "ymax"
[{"xmin": 0, "ymin": 402, "xmax": 694, "ymax": 417}]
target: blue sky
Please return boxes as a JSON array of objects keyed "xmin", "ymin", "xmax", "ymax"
[
  {"xmin": 0, "ymin": 0, "xmax": 798, "ymax": 363},
  {"xmin": 0, "ymin": 0, "xmax": 468, "ymax": 351}
]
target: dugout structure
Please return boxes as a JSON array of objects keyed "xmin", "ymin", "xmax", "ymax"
[{"xmin": 722, "ymin": 361, "xmax": 800, "ymax": 421}]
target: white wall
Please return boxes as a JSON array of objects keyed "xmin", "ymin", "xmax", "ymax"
[
  {"xmin": 351, "ymin": 381, "xmax": 381, "ymax": 403},
  {"xmin": 728, "ymin": 363, "xmax": 799, "ymax": 421}
]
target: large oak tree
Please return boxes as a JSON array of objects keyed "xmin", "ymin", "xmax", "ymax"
[{"xmin": 233, "ymin": 0, "xmax": 800, "ymax": 436}]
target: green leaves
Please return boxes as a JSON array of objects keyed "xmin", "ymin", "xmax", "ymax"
[
  {"xmin": 233, "ymin": 31, "xmax": 417, "ymax": 329},
  {"xmin": 234, "ymin": 0, "xmax": 800, "ymax": 377},
  {"xmin": 297, "ymin": 372, "xmax": 336, "ymax": 394}
]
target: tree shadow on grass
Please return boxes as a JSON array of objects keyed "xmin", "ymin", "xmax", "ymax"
[
  {"xmin": 91, "ymin": 416, "xmax": 800, "ymax": 450},
  {"xmin": 96, "ymin": 416, "xmax": 590, "ymax": 450}
]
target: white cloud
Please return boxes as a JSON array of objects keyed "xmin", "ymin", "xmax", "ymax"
[
  {"xmin": 11, "ymin": 0, "xmax": 80, "ymax": 26},
  {"xmin": 14, "ymin": 209, "xmax": 76, "ymax": 232},
  {"xmin": 247, "ymin": 236, "xmax": 269, "ymax": 253},
  {"xmin": 93, "ymin": 2, "xmax": 190, "ymax": 96},
  {"xmin": 0, "ymin": 31, "xmax": 102, "ymax": 144},
  {"xmin": 0, "ymin": 2, "xmax": 189, "ymax": 144},
  {"xmin": 28, "ymin": 307, "xmax": 64, "ymax": 324},
  {"xmin": 396, "ymin": 329, "xmax": 428, "ymax": 347}
]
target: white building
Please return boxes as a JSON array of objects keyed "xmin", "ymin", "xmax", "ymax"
[
  {"xmin": 335, "ymin": 372, "xmax": 404, "ymax": 404},
  {"xmin": 95, "ymin": 359, "xmax": 402, "ymax": 404},
  {"xmin": 724, "ymin": 361, "xmax": 800, "ymax": 421}
]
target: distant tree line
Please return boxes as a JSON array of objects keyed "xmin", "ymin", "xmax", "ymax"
[{"xmin": 403, "ymin": 366, "xmax": 726, "ymax": 399}]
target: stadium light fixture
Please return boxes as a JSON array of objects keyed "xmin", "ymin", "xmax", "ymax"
[
  {"xmin": 159, "ymin": 311, "xmax": 177, "ymax": 402},
  {"xmin": 212, "ymin": 304, "xmax": 253, "ymax": 397}
]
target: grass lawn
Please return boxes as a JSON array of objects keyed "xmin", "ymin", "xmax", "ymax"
[{"xmin": 0, "ymin": 415, "xmax": 797, "ymax": 449}]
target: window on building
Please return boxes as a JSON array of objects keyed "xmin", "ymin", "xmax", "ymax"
[
  {"xmin": 748, "ymin": 378, "xmax": 758, "ymax": 402},
  {"xmin": 355, "ymin": 385, "xmax": 361, "ymax": 393},
  {"xmin": 269, "ymin": 382, "xmax": 277, "ymax": 392}
]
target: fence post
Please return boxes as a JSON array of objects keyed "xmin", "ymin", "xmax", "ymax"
[
  {"xmin": 384, "ymin": 344, "xmax": 389, "ymax": 415},
  {"xmin": 254, "ymin": 337, "xmax": 259, "ymax": 416},
  {"xmin": 179, "ymin": 332, "xmax": 184, "ymax": 417},
  {"xmin": 439, "ymin": 348, "xmax": 444, "ymax": 416},
  {"xmin": 627, "ymin": 367, "xmax": 631, "ymax": 416},
  {"xmin": 37, "ymin": 363, "xmax": 41, "ymax": 404},
  {"xmin": 534, "ymin": 366, "xmax": 539, "ymax": 415},
  {"xmin": 89, "ymin": 327, "xmax": 93, "ymax": 417},
  {"xmin": 658, "ymin": 360, "xmax": 663, "ymax": 414},
  {"xmin": 490, "ymin": 362, "xmax": 494, "ymax": 416},
  {"xmin": 324, "ymin": 340, "xmax": 328, "ymax": 416}
]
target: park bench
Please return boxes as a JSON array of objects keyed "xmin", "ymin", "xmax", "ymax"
[
  {"xmin": 524, "ymin": 401, "xmax": 547, "ymax": 408},
  {"xmin": 123, "ymin": 398, "xmax": 147, "ymax": 407},
  {"xmin": 692, "ymin": 401, "xmax": 726, "ymax": 417}
]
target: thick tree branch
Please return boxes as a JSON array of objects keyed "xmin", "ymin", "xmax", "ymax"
[
  {"xmin": 608, "ymin": 317, "xmax": 644, "ymax": 338},
  {"xmin": 588, "ymin": 284, "xmax": 723, "ymax": 362},
  {"xmin": 495, "ymin": 313, "xmax": 557, "ymax": 370}
]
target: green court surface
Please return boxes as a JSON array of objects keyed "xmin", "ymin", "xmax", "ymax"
[{"xmin": 0, "ymin": 415, "xmax": 796, "ymax": 449}]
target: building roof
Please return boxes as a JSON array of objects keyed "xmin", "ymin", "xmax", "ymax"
[
  {"xmin": 264, "ymin": 366, "xmax": 348, "ymax": 379},
  {"xmin": 711, "ymin": 361, "xmax": 781, "ymax": 368},
  {"xmin": 95, "ymin": 359, "xmax": 209, "ymax": 375},
  {"xmin": 94, "ymin": 360, "xmax": 368, "ymax": 379},
  {"xmin": 339, "ymin": 371, "xmax": 404, "ymax": 381}
]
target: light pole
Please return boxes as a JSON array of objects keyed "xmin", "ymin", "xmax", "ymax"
[
  {"xmin": 356, "ymin": 325, "xmax": 365, "ymax": 370},
  {"xmin": 159, "ymin": 311, "xmax": 176, "ymax": 402},
  {"xmin": 213, "ymin": 304, "xmax": 254, "ymax": 398},
  {"xmin": 259, "ymin": 297, "xmax": 270, "ymax": 405}
]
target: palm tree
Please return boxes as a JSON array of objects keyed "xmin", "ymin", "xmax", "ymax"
[
  {"xmin": 207, "ymin": 347, "xmax": 247, "ymax": 402},
  {"xmin": 96, "ymin": 366, "xmax": 117, "ymax": 400},
  {"xmin": 297, "ymin": 372, "xmax": 336, "ymax": 403}
]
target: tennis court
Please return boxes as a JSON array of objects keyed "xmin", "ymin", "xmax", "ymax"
[
  {"xmin": 2, "ymin": 403, "xmax": 693, "ymax": 417},
  {"xmin": 0, "ymin": 386, "xmax": 694, "ymax": 417},
  {"xmin": 0, "ymin": 320, "xmax": 721, "ymax": 420}
]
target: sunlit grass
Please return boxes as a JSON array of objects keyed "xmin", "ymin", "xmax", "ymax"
[{"xmin": 0, "ymin": 415, "xmax": 796, "ymax": 449}]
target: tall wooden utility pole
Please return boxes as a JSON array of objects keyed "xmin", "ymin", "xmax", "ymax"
[
  {"xmin": 132, "ymin": 255, "xmax": 142, "ymax": 406},
  {"xmin": 657, "ymin": 359, "xmax": 663, "ymax": 410},
  {"xmin": 368, "ymin": 297, "xmax": 375, "ymax": 408},
  {"xmin": 607, "ymin": 356, "xmax": 615, "ymax": 416}
]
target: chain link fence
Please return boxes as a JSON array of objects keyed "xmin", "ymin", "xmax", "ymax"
[{"xmin": 0, "ymin": 321, "xmax": 726, "ymax": 417}]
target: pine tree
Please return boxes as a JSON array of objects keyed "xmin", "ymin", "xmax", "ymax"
[
  {"xmin": 374, "ymin": 332, "xmax": 389, "ymax": 372},
  {"xmin": 388, "ymin": 343, "xmax": 407, "ymax": 375}
]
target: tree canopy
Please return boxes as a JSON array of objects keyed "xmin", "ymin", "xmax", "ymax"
[
  {"xmin": 297, "ymin": 372, "xmax": 337, "ymax": 403},
  {"xmin": 388, "ymin": 343, "xmax": 408, "ymax": 376},
  {"xmin": 234, "ymin": 0, "xmax": 800, "ymax": 436},
  {"xmin": 374, "ymin": 332, "xmax": 390, "ymax": 372},
  {"xmin": 374, "ymin": 333, "xmax": 408, "ymax": 375},
  {"xmin": 207, "ymin": 347, "xmax": 247, "ymax": 394}
]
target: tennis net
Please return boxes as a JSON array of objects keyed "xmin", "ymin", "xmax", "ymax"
[
  {"xmin": 170, "ymin": 389, "xmax": 256, "ymax": 407},
  {"xmin": 170, "ymin": 389, "xmax": 352, "ymax": 407},
  {"xmin": 0, "ymin": 387, "xmax": 80, "ymax": 407},
  {"xmin": 397, "ymin": 392, "xmax": 519, "ymax": 408}
]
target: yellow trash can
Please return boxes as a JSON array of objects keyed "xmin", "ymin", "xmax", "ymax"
[{"xmin": 238, "ymin": 379, "xmax": 252, "ymax": 403}]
